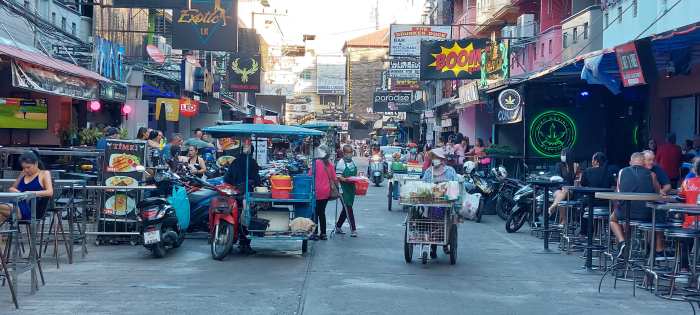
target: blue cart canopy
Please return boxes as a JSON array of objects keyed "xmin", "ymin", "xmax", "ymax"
[{"xmin": 203, "ymin": 124, "xmax": 324, "ymax": 138}]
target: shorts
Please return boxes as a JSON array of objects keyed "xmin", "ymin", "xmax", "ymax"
[{"xmin": 614, "ymin": 206, "xmax": 666, "ymax": 223}]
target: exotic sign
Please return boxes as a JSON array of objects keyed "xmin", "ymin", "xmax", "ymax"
[
  {"xmin": 227, "ymin": 54, "xmax": 261, "ymax": 92},
  {"xmin": 615, "ymin": 42, "xmax": 646, "ymax": 87},
  {"xmin": 316, "ymin": 56, "xmax": 346, "ymax": 95},
  {"xmin": 173, "ymin": 0, "xmax": 238, "ymax": 51},
  {"xmin": 495, "ymin": 89, "xmax": 522, "ymax": 124},
  {"xmin": 389, "ymin": 24, "xmax": 452, "ymax": 56},
  {"xmin": 388, "ymin": 57, "xmax": 420, "ymax": 79},
  {"xmin": 529, "ymin": 111, "xmax": 577, "ymax": 157},
  {"xmin": 12, "ymin": 61, "xmax": 98, "ymax": 100},
  {"xmin": 480, "ymin": 40, "xmax": 510, "ymax": 87},
  {"xmin": 113, "ymin": 0, "xmax": 189, "ymax": 8},
  {"xmin": 372, "ymin": 91, "xmax": 412, "ymax": 112},
  {"xmin": 420, "ymin": 39, "xmax": 488, "ymax": 80}
]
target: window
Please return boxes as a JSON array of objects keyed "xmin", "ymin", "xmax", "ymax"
[
  {"xmin": 300, "ymin": 69, "xmax": 312, "ymax": 80},
  {"xmin": 51, "ymin": 12, "xmax": 56, "ymax": 24},
  {"xmin": 583, "ymin": 22, "xmax": 588, "ymax": 40},
  {"xmin": 548, "ymin": 39, "xmax": 552, "ymax": 54},
  {"xmin": 563, "ymin": 33, "xmax": 568, "ymax": 48},
  {"xmin": 541, "ymin": 43, "xmax": 544, "ymax": 57},
  {"xmin": 633, "ymin": 0, "xmax": 638, "ymax": 17},
  {"xmin": 573, "ymin": 27, "xmax": 578, "ymax": 43},
  {"xmin": 61, "ymin": 17, "xmax": 67, "ymax": 31},
  {"xmin": 71, "ymin": 22, "xmax": 76, "ymax": 36},
  {"xmin": 605, "ymin": 12, "xmax": 609, "ymax": 27},
  {"xmin": 617, "ymin": 5, "xmax": 622, "ymax": 24}
]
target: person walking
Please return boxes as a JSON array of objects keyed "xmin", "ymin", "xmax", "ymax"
[
  {"xmin": 310, "ymin": 145, "xmax": 337, "ymax": 241},
  {"xmin": 335, "ymin": 144, "xmax": 358, "ymax": 237}
]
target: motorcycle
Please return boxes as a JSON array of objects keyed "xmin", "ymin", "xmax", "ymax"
[
  {"xmin": 137, "ymin": 167, "xmax": 187, "ymax": 258},
  {"xmin": 369, "ymin": 154, "xmax": 384, "ymax": 186},
  {"xmin": 494, "ymin": 177, "xmax": 527, "ymax": 221},
  {"xmin": 206, "ymin": 182, "xmax": 240, "ymax": 260},
  {"xmin": 505, "ymin": 175, "xmax": 560, "ymax": 233}
]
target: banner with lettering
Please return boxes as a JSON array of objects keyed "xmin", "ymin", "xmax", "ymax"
[
  {"xmin": 172, "ymin": 0, "xmax": 238, "ymax": 51},
  {"xmin": 420, "ymin": 38, "xmax": 488, "ymax": 80}
]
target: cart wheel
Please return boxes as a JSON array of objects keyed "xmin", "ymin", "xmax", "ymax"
[
  {"xmin": 403, "ymin": 227, "xmax": 412, "ymax": 263},
  {"xmin": 449, "ymin": 225, "xmax": 458, "ymax": 265},
  {"xmin": 388, "ymin": 182, "xmax": 393, "ymax": 211},
  {"xmin": 94, "ymin": 239, "xmax": 101, "ymax": 246},
  {"xmin": 421, "ymin": 251, "xmax": 428, "ymax": 264},
  {"xmin": 302, "ymin": 240, "xmax": 308, "ymax": 254}
]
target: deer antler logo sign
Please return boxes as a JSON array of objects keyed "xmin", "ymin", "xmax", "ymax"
[{"xmin": 231, "ymin": 58, "xmax": 259, "ymax": 83}]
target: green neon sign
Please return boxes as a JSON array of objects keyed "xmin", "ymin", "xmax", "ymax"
[{"xmin": 529, "ymin": 110, "xmax": 578, "ymax": 157}]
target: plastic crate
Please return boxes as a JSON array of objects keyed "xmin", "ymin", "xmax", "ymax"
[{"xmin": 292, "ymin": 175, "xmax": 313, "ymax": 200}]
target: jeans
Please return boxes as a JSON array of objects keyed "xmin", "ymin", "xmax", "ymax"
[
  {"xmin": 336, "ymin": 206, "xmax": 356, "ymax": 231},
  {"xmin": 314, "ymin": 199, "xmax": 329, "ymax": 236}
]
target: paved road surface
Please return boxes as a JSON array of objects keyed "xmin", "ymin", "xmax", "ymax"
[{"xmin": 1, "ymin": 164, "xmax": 692, "ymax": 314}]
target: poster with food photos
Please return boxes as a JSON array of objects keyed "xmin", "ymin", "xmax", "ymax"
[{"xmin": 103, "ymin": 140, "xmax": 147, "ymax": 217}]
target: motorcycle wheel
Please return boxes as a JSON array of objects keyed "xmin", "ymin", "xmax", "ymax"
[
  {"xmin": 387, "ymin": 182, "xmax": 393, "ymax": 211},
  {"xmin": 475, "ymin": 201, "xmax": 483, "ymax": 223},
  {"xmin": 505, "ymin": 208, "xmax": 528, "ymax": 233},
  {"xmin": 211, "ymin": 222, "xmax": 234, "ymax": 261},
  {"xmin": 374, "ymin": 177, "xmax": 381, "ymax": 187},
  {"xmin": 495, "ymin": 195, "xmax": 510, "ymax": 221},
  {"xmin": 302, "ymin": 240, "xmax": 308, "ymax": 254},
  {"xmin": 151, "ymin": 243, "xmax": 166, "ymax": 258},
  {"xmin": 173, "ymin": 233, "xmax": 185, "ymax": 248}
]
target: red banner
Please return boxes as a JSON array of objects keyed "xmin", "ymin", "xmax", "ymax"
[
  {"xmin": 179, "ymin": 97, "xmax": 199, "ymax": 117},
  {"xmin": 615, "ymin": 42, "xmax": 646, "ymax": 87}
]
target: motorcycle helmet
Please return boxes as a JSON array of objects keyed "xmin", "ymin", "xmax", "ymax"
[
  {"xmin": 463, "ymin": 161, "xmax": 476, "ymax": 174},
  {"xmin": 550, "ymin": 175, "xmax": 564, "ymax": 182},
  {"xmin": 497, "ymin": 166, "xmax": 508, "ymax": 178}
]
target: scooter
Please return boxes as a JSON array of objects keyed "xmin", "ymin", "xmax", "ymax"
[
  {"xmin": 369, "ymin": 154, "xmax": 384, "ymax": 186},
  {"xmin": 137, "ymin": 167, "xmax": 187, "ymax": 258},
  {"xmin": 208, "ymin": 183, "xmax": 240, "ymax": 260},
  {"xmin": 504, "ymin": 175, "xmax": 560, "ymax": 233}
]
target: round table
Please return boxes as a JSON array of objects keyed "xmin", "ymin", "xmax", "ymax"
[
  {"xmin": 564, "ymin": 186, "xmax": 613, "ymax": 272},
  {"xmin": 527, "ymin": 180, "xmax": 563, "ymax": 253}
]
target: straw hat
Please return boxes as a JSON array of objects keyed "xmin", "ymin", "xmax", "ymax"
[{"xmin": 431, "ymin": 148, "xmax": 447, "ymax": 159}]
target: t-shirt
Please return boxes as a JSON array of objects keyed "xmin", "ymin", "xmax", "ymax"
[
  {"xmin": 656, "ymin": 143, "xmax": 683, "ymax": 179},
  {"xmin": 681, "ymin": 177, "xmax": 700, "ymax": 228},
  {"xmin": 617, "ymin": 165, "xmax": 656, "ymax": 215},
  {"xmin": 336, "ymin": 159, "xmax": 357, "ymax": 175},
  {"xmin": 581, "ymin": 166, "xmax": 613, "ymax": 188},
  {"xmin": 650, "ymin": 164, "xmax": 671, "ymax": 187}
]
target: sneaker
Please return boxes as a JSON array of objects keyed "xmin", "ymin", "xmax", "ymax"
[
  {"xmin": 309, "ymin": 234, "xmax": 319, "ymax": 241},
  {"xmin": 616, "ymin": 241, "xmax": 627, "ymax": 259},
  {"xmin": 350, "ymin": 230, "xmax": 357, "ymax": 237},
  {"xmin": 334, "ymin": 227, "xmax": 346, "ymax": 234}
]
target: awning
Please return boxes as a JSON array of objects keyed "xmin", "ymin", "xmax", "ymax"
[
  {"xmin": 525, "ymin": 48, "xmax": 619, "ymax": 82},
  {"xmin": 0, "ymin": 43, "xmax": 108, "ymax": 82}
]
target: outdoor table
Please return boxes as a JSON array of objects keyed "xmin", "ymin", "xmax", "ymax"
[
  {"xmin": 527, "ymin": 179, "xmax": 562, "ymax": 253},
  {"xmin": 0, "ymin": 192, "xmax": 41, "ymax": 295},
  {"xmin": 595, "ymin": 192, "xmax": 661, "ymax": 296},
  {"xmin": 564, "ymin": 186, "xmax": 613, "ymax": 273}
]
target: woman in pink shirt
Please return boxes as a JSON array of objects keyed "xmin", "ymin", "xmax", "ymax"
[{"xmin": 310, "ymin": 145, "xmax": 337, "ymax": 240}]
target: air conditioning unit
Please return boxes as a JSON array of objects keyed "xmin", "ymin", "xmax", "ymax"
[
  {"xmin": 517, "ymin": 14, "xmax": 536, "ymax": 38},
  {"xmin": 501, "ymin": 26, "xmax": 517, "ymax": 39}
]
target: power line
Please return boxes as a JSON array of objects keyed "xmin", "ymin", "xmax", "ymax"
[{"xmin": 634, "ymin": 0, "xmax": 682, "ymax": 40}]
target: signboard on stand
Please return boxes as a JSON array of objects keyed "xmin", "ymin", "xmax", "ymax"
[
  {"xmin": 103, "ymin": 140, "xmax": 147, "ymax": 217},
  {"xmin": 172, "ymin": 0, "xmax": 238, "ymax": 51},
  {"xmin": 389, "ymin": 24, "xmax": 452, "ymax": 56}
]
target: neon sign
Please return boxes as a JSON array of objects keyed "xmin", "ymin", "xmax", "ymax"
[{"xmin": 529, "ymin": 111, "xmax": 577, "ymax": 157}]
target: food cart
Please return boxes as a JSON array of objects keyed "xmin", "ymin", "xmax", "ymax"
[
  {"xmin": 387, "ymin": 161, "xmax": 422, "ymax": 212},
  {"xmin": 400, "ymin": 181, "xmax": 462, "ymax": 265},
  {"xmin": 203, "ymin": 124, "xmax": 324, "ymax": 254}
]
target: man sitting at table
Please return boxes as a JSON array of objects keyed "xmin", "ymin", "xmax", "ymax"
[
  {"xmin": 643, "ymin": 150, "xmax": 672, "ymax": 195},
  {"xmin": 610, "ymin": 152, "xmax": 664, "ymax": 258}
]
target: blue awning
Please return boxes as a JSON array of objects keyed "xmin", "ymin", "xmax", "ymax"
[
  {"xmin": 524, "ymin": 48, "xmax": 620, "ymax": 82},
  {"xmin": 203, "ymin": 123, "xmax": 324, "ymax": 138}
]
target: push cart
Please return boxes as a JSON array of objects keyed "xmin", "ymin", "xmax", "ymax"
[
  {"xmin": 401, "ymin": 198, "xmax": 459, "ymax": 265},
  {"xmin": 387, "ymin": 172, "xmax": 421, "ymax": 211},
  {"xmin": 203, "ymin": 123, "xmax": 324, "ymax": 254}
]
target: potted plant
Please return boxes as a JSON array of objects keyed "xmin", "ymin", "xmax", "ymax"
[{"xmin": 79, "ymin": 127, "xmax": 104, "ymax": 146}]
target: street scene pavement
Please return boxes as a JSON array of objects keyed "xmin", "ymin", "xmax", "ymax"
[{"xmin": 1, "ymin": 162, "xmax": 691, "ymax": 314}]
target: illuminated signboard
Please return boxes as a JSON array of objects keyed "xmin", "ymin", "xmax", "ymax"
[
  {"xmin": 420, "ymin": 39, "xmax": 488, "ymax": 80},
  {"xmin": 529, "ymin": 111, "xmax": 577, "ymax": 157},
  {"xmin": 172, "ymin": 0, "xmax": 238, "ymax": 51}
]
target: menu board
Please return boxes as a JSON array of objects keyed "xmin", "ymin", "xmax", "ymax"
[
  {"xmin": 103, "ymin": 140, "xmax": 147, "ymax": 217},
  {"xmin": 253, "ymin": 138, "xmax": 268, "ymax": 166}
]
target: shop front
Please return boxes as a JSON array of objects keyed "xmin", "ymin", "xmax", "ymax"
[{"xmin": 0, "ymin": 43, "xmax": 109, "ymax": 146}]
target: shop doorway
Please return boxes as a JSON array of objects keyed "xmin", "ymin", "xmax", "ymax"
[{"xmin": 668, "ymin": 96, "xmax": 697, "ymax": 144}]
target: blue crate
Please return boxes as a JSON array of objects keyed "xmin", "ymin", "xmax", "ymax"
[{"xmin": 292, "ymin": 175, "xmax": 313, "ymax": 200}]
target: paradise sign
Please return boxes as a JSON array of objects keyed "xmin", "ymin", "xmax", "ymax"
[
  {"xmin": 420, "ymin": 39, "xmax": 488, "ymax": 80},
  {"xmin": 173, "ymin": 0, "xmax": 238, "ymax": 51}
]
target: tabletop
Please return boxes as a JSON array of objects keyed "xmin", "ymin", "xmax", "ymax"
[
  {"xmin": 527, "ymin": 180, "xmax": 563, "ymax": 187},
  {"xmin": 563, "ymin": 186, "xmax": 614, "ymax": 194},
  {"xmin": 595, "ymin": 192, "xmax": 661, "ymax": 201},
  {"xmin": 84, "ymin": 185, "xmax": 156, "ymax": 190},
  {"xmin": 650, "ymin": 202, "xmax": 700, "ymax": 214}
]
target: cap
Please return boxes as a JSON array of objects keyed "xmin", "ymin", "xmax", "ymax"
[{"xmin": 431, "ymin": 148, "xmax": 446, "ymax": 159}]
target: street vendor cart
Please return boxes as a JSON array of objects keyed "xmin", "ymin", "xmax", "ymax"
[{"xmin": 203, "ymin": 124, "xmax": 324, "ymax": 255}]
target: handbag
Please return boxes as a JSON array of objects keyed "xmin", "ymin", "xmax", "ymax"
[{"xmin": 322, "ymin": 161, "xmax": 339, "ymax": 200}]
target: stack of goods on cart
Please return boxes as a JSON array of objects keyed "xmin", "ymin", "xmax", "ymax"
[
  {"xmin": 406, "ymin": 161, "xmax": 422, "ymax": 175},
  {"xmin": 400, "ymin": 181, "xmax": 461, "ymax": 204}
]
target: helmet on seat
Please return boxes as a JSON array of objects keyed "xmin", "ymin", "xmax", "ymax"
[{"xmin": 463, "ymin": 161, "xmax": 476, "ymax": 174}]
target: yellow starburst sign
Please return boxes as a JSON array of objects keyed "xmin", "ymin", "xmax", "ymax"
[{"xmin": 428, "ymin": 41, "xmax": 481, "ymax": 77}]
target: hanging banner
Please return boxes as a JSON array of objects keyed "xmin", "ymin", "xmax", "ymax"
[
  {"xmin": 103, "ymin": 140, "xmax": 147, "ymax": 217},
  {"xmin": 94, "ymin": 37, "xmax": 125, "ymax": 81},
  {"xmin": 615, "ymin": 42, "xmax": 646, "ymax": 87},
  {"xmin": 388, "ymin": 57, "xmax": 420, "ymax": 79},
  {"xmin": 480, "ymin": 40, "xmax": 510, "ymax": 87},
  {"xmin": 179, "ymin": 97, "xmax": 200, "ymax": 117},
  {"xmin": 155, "ymin": 98, "xmax": 181, "ymax": 122},
  {"xmin": 172, "ymin": 0, "xmax": 238, "ymax": 51},
  {"xmin": 227, "ymin": 54, "xmax": 261, "ymax": 92},
  {"xmin": 420, "ymin": 38, "xmax": 488, "ymax": 80},
  {"xmin": 52, "ymin": 44, "xmax": 92, "ymax": 69},
  {"xmin": 389, "ymin": 24, "xmax": 452, "ymax": 56},
  {"xmin": 316, "ymin": 56, "xmax": 346, "ymax": 95},
  {"xmin": 113, "ymin": 0, "xmax": 190, "ymax": 8},
  {"xmin": 372, "ymin": 91, "xmax": 412, "ymax": 112},
  {"xmin": 494, "ymin": 89, "xmax": 522, "ymax": 124},
  {"xmin": 11, "ymin": 61, "xmax": 98, "ymax": 100}
]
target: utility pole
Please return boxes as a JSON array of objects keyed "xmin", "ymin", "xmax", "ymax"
[{"xmin": 374, "ymin": 0, "xmax": 379, "ymax": 30}]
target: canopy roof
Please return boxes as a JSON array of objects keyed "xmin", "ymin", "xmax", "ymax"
[{"xmin": 203, "ymin": 124, "xmax": 324, "ymax": 138}]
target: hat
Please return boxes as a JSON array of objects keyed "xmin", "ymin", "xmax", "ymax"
[
  {"xmin": 104, "ymin": 127, "xmax": 119, "ymax": 137},
  {"xmin": 431, "ymin": 148, "xmax": 446, "ymax": 159}
]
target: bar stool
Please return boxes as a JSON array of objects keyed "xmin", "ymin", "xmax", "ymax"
[
  {"xmin": 660, "ymin": 228, "xmax": 700, "ymax": 299},
  {"xmin": 41, "ymin": 204, "xmax": 71, "ymax": 268},
  {"xmin": 558, "ymin": 200, "xmax": 583, "ymax": 253},
  {"xmin": 582, "ymin": 206, "xmax": 610, "ymax": 269},
  {"xmin": 0, "ymin": 227, "xmax": 18, "ymax": 309}
]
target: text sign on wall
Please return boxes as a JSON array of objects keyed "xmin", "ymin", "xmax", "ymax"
[
  {"xmin": 389, "ymin": 24, "xmax": 452, "ymax": 56},
  {"xmin": 172, "ymin": 0, "xmax": 238, "ymax": 51},
  {"xmin": 615, "ymin": 42, "xmax": 647, "ymax": 87}
]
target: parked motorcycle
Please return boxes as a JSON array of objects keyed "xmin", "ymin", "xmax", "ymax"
[
  {"xmin": 494, "ymin": 177, "xmax": 526, "ymax": 221},
  {"xmin": 504, "ymin": 175, "xmax": 559, "ymax": 233},
  {"xmin": 206, "ymin": 183, "xmax": 240, "ymax": 260},
  {"xmin": 463, "ymin": 161, "xmax": 484, "ymax": 222},
  {"xmin": 137, "ymin": 167, "xmax": 187, "ymax": 258},
  {"xmin": 369, "ymin": 154, "xmax": 385, "ymax": 186}
]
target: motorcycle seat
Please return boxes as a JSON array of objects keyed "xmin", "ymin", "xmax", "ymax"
[
  {"xmin": 189, "ymin": 189, "xmax": 218, "ymax": 205},
  {"xmin": 138, "ymin": 198, "xmax": 168, "ymax": 208}
]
